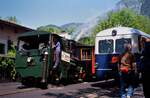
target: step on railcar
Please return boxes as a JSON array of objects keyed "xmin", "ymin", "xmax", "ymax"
[
  {"xmin": 15, "ymin": 31, "xmax": 80, "ymax": 88},
  {"xmin": 95, "ymin": 26, "xmax": 150, "ymax": 80}
]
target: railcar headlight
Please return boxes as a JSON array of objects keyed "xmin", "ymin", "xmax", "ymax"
[
  {"xmin": 27, "ymin": 57, "xmax": 32, "ymax": 63},
  {"xmin": 27, "ymin": 57, "xmax": 35, "ymax": 66},
  {"xmin": 44, "ymin": 51, "xmax": 48, "ymax": 55}
]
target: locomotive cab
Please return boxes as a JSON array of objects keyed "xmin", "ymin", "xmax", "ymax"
[{"xmin": 16, "ymin": 31, "xmax": 51, "ymax": 88}]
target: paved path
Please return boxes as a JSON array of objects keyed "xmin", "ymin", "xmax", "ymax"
[{"xmin": 0, "ymin": 80, "xmax": 144, "ymax": 98}]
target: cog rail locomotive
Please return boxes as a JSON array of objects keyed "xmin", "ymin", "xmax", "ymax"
[{"xmin": 15, "ymin": 31, "xmax": 95, "ymax": 88}]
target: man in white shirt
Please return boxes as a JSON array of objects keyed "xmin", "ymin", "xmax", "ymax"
[{"xmin": 53, "ymin": 39, "xmax": 61, "ymax": 69}]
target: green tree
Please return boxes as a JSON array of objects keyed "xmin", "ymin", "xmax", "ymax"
[
  {"xmin": 133, "ymin": 15, "xmax": 150, "ymax": 33},
  {"xmin": 0, "ymin": 57, "xmax": 16, "ymax": 80},
  {"xmin": 93, "ymin": 8, "xmax": 150, "ymax": 35},
  {"xmin": 5, "ymin": 16, "xmax": 20, "ymax": 24},
  {"xmin": 37, "ymin": 25, "xmax": 62, "ymax": 34},
  {"xmin": 78, "ymin": 37, "xmax": 94, "ymax": 45}
]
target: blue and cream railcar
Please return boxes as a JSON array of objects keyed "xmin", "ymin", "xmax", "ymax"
[{"xmin": 95, "ymin": 26, "xmax": 150, "ymax": 80}]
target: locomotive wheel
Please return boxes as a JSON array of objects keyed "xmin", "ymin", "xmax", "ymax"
[
  {"xmin": 21, "ymin": 77, "xmax": 27, "ymax": 86},
  {"xmin": 40, "ymin": 82, "xmax": 48, "ymax": 89},
  {"xmin": 34, "ymin": 77, "xmax": 42, "ymax": 88},
  {"xmin": 21, "ymin": 77, "xmax": 35, "ymax": 87}
]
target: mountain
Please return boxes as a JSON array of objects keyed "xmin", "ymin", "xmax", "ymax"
[
  {"xmin": 115, "ymin": 0, "xmax": 150, "ymax": 18},
  {"xmin": 141, "ymin": 0, "xmax": 150, "ymax": 17},
  {"xmin": 36, "ymin": 23, "xmax": 83, "ymax": 35},
  {"xmin": 36, "ymin": 21, "xmax": 98, "ymax": 40},
  {"xmin": 37, "ymin": 24, "xmax": 62, "ymax": 33},
  {"xmin": 61, "ymin": 23, "xmax": 83, "ymax": 34},
  {"xmin": 115, "ymin": 0, "xmax": 143, "ymax": 13}
]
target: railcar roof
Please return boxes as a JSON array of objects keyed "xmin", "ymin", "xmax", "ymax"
[
  {"xmin": 18, "ymin": 31, "xmax": 52, "ymax": 37},
  {"xmin": 96, "ymin": 26, "xmax": 150, "ymax": 38},
  {"xmin": 76, "ymin": 44, "xmax": 94, "ymax": 48}
]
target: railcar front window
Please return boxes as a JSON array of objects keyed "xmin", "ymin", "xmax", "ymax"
[
  {"xmin": 98, "ymin": 40, "xmax": 113, "ymax": 53},
  {"xmin": 18, "ymin": 35, "xmax": 49, "ymax": 51},
  {"xmin": 115, "ymin": 38, "xmax": 131, "ymax": 53}
]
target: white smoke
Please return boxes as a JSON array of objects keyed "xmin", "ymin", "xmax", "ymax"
[{"xmin": 72, "ymin": 16, "xmax": 100, "ymax": 41}]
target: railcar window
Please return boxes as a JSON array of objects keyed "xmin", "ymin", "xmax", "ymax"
[
  {"xmin": 115, "ymin": 38, "xmax": 131, "ymax": 53},
  {"xmin": 18, "ymin": 35, "xmax": 49, "ymax": 50},
  {"xmin": 61, "ymin": 39, "xmax": 70, "ymax": 52},
  {"xmin": 98, "ymin": 40, "xmax": 113, "ymax": 53},
  {"xmin": 81, "ymin": 49, "xmax": 92, "ymax": 60},
  {"xmin": 0, "ymin": 43, "xmax": 5, "ymax": 54}
]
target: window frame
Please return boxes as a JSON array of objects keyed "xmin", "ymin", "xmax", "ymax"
[
  {"xmin": 98, "ymin": 39, "xmax": 114, "ymax": 54},
  {"xmin": 115, "ymin": 38, "xmax": 132, "ymax": 54},
  {"xmin": 0, "ymin": 42, "xmax": 5, "ymax": 54}
]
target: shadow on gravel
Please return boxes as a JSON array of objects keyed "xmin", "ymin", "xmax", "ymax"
[
  {"xmin": 43, "ymin": 81, "xmax": 120, "ymax": 98},
  {"xmin": 0, "ymin": 80, "xmax": 13, "ymax": 83},
  {"xmin": 42, "ymin": 80, "xmax": 143, "ymax": 98},
  {"xmin": 91, "ymin": 80, "xmax": 120, "ymax": 98},
  {"xmin": 43, "ymin": 88, "xmax": 101, "ymax": 98},
  {"xmin": 91, "ymin": 80, "xmax": 118, "ymax": 88},
  {"xmin": 17, "ymin": 85, "xmax": 32, "ymax": 89},
  {"xmin": 17, "ymin": 83, "xmax": 36, "ymax": 89},
  {"xmin": 43, "ymin": 93, "xmax": 73, "ymax": 98}
]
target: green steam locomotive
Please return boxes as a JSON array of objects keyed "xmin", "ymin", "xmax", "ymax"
[{"xmin": 15, "ymin": 31, "xmax": 95, "ymax": 88}]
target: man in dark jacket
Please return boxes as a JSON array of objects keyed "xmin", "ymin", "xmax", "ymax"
[{"xmin": 141, "ymin": 41, "xmax": 150, "ymax": 98}]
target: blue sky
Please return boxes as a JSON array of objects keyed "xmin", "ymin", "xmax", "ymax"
[{"xmin": 0, "ymin": 0, "xmax": 120, "ymax": 29}]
